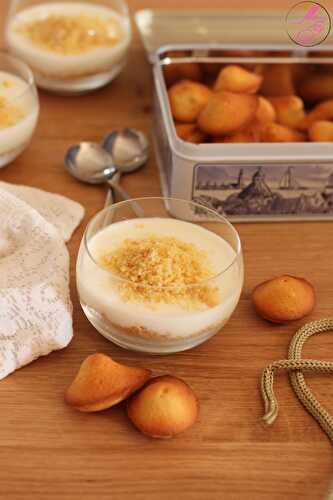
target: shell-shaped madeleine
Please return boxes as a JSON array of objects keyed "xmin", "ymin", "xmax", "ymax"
[
  {"xmin": 252, "ymin": 275, "xmax": 315, "ymax": 323},
  {"xmin": 127, "ymin": 376, "xmax": 199, "ymax": 439},
  {"xmin": 309, "ymin": 120, "xmax": 333, "ymax": 142},
  {"xmin": 198, "ymin": 91, "xmax": 258, "ymax": 136},
  {"xmin": 65, "ymin": 353, "xmax": 151, "ymax": 412},
  {"xmin": 168, "ymin": 80, "xmax": 212, "ymax": 123},
  {"xmin": 175, "ymin": 123, "xmax": 207, "ymax": 144},
  {"xmin": 267, "ymin": 96, "xmax": 305, "ymax": 129},
  {"xmin": 214, "ymin": 65, "xmax": 262, "ymax": 94},
  {"xmin": 298, "ymin": 99, "xmax": 333, "ymax": 130},
  {"xmin": 260, "ymin": 122, "xmax": 305, "ymax": 142}
]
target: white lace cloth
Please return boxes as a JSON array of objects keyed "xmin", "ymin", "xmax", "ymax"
[{"xmin": 0, "ymin": 182, "xmax": 84, "ymax": 379}]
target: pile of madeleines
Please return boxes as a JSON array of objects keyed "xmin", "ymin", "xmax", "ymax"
[
  {"xmin": 164, "ymin": 50, "xmax": 333, "ymax": 143},
  {"xmin": 65, "ymin": 275, "xmax": 316, "ymax": 438}
]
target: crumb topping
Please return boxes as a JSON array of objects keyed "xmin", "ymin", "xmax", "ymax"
[
  {"xmin": 0, "ymin": 97, "xmax": 25, "ymax": 128},
  {"xmin": 99, "ymin": 235, "xmax": 219, "ymax": 309},
  {"xmin": 2, "ymin": 80, "xmax": 13, "ymax": 88},
  {"xmin": 16, "ymin": 14, "xmax": 123, "ymax": 55}
]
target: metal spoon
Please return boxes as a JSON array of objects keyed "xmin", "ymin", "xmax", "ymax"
[
  {"xmin": 102, "ymin": 128, "xmax": 149, "ymax": 209},
  {"xmin": 103, "ymin": 128, "xmax": 149, "ymax": 174},
  {"xmin": 64, "ymin": 142, "xmax": 144, "ymax": 216}
]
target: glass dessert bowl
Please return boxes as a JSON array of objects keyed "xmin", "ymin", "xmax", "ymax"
[
  {"xmin": 77, "ymin": 197, "xmax": 244, "ymax": 354},
  {"xmin": 5, "ymin": 0, "xmax": 131, "ymax": 94},
  {"xmin": 0, "ymin": 53, "xmax": 39, "ymax": 167}
]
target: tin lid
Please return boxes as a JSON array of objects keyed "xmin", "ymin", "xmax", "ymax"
[{"xmin": 135, "ymin": 9, "xmax": 333, "ymax": 62}]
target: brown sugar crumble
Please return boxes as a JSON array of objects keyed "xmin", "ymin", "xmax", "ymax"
[
  {"xmin": 17, "ymin": 14, "xmax": 123, "ymax": 55},
  {"xmin": 99, "ymin": 235, "xmax": 219, "ymax": 310}
]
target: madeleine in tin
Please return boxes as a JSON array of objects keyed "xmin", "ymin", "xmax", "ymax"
[
  {"xmin": 213, "ymin": 64, "xmax": 262, "ymax": 94},
  {"xmin": 168, "ymin": 80, "xmax": 212, "ymax": 123},
  {"xmin": 198, "ymin": 91, "xmax": 258, "ymax": 136}
]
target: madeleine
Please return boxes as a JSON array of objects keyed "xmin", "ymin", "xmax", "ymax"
[
  {"xmin": 65, "ymin": 353, "xmax": 151, "ymax": 412},
  {"xmin": 216, "ymin": 129, "xmax": 258, "ymax": 143},
  {"xmin": 255, "ymin": 96, "xmax": 276, "ymax": 126},
  {"xmin": 198, "ymin": 91, "xmax": 258, "ymax": 136},
  {"xmin": 308, "ymin": 121, "xmax": 333, "ymax": 141},
  {"xmin": 214, "ymin": 65, "xmax": 262, "ymax": 94},
  {"xmin": 168, "ymin": 80, "xmax": 212, "ymax": 123},
  {"xmin": 175, "ymin": 123, "xmax": 206, "ymax": 144},
  {"xmin": 260, "ymin": 122, "xmax": 305, "ymax": 142},
  {"xmin": 268, "ymin": 96, "xmax": 306, "ymax": 129},
  {"xmin": 299, "ymin": 99, "xmax": 333, "ymax": 130},
  {"xmin": 127, "ymin": 375, "xmax": 199, "ymax": 439},
  {"xmin": 252, "ymin": 275, "xmax": 315, "ymax": 323}
]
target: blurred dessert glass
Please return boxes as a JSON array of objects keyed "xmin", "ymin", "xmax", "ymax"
[
  {"xmin": 0, "ymin": 52, "xmax": 39, "ymax": 167},
  {"xmin": 5, "ymin": 0, "xmax": 131, "ymax": 94}
]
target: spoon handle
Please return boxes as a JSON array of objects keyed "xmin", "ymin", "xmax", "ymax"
[
  {"xmin": 107, "ymin": 180, "xmax": 144, "ymax": 217},
  {"xmin": 104, "ymin": 186, "xmax": 114, "ymax": 208}
]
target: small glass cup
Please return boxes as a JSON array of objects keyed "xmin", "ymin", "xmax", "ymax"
[
  {"xmin": 0, "ymin": 52, "xmax": 39, "ymax": 168},
  {"xmin": 5, "ymin": 0, "xmax": 131, "ymax": 94},
  {"xmin": 77, "ymin": 197, "xmax": 244, "ymax": 354}
]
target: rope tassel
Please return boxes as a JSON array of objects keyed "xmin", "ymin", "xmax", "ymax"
[{"xmin": 260, "ymin": 319, "xmax": 333, "ymax": 443}]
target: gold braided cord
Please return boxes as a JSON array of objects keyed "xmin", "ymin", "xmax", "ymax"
[{"xmin": 261, "ymin": 319, "xmax": 333, "ymax": 443}]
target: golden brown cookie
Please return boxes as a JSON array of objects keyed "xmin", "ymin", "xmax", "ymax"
[
  {"xmin": 255, "ymin": 96, "xmax": 276, "ymax": 126},
  {"xmin": 252, "ymin": 275, "xmax": 315, "ymax": 323},
  {"xmin": 168, "ymin": 80, "xmax": 212, "ymax": 123},
  {"xmin": 268, "ymin": 96, "xmax": 306, "ymax": 129},
  {"xmin": 198, "ymin": 91, "xmax": 258, "ymax": 136},
  {"xmin": 308, "ymin": 120, "xmax": 333, "ymax": 141},
  {"xmin": 260, "ymin": 122, "xmax": 305, "ymax": 142},
  {"xmin": 214, "ymin": 65, "xmax": 262, "ymax": 94},
  {"xmin": 175, "ymin": 123, "xmax": 207, "ymax": 143},
  {"xmin": 215, "ymin": 129, "xmax": 258, "ymax": 143},
  {"xmin": 65, "ymin": 353, "xmax": 151, "ymax": 412},
  {"xmin": 298, "ymin": 99, "xmax": 333, "ymax": 130},
  {"xmin": 127, "ymin": 375, "xmax": 199, "ymax": 439}
]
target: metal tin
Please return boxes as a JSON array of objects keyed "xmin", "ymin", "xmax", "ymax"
[{"xmin": 136, "ymin": 10, "xmax": 333, "ymax": 222}]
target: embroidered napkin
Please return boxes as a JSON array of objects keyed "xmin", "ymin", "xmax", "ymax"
[{"xmin": 0, "ymin": 182, "xmax": 84, "ymax": 380}]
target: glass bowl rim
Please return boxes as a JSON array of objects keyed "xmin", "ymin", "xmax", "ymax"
[
  {"xmin": 82, "ymin": 196, "xmax": 243, "ymax": 289},
  {"xmin": 0, "ymin": 52, "xmax": 36, "ymax": 104}
]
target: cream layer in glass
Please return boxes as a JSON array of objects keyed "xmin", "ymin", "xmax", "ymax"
[
  {"xmin": 77, "ymin": 217, "xmax": 243, "ymax": 340},
  {"xmin": 0, "ymin": 71, "xmax": 38, "ymax": 165}
]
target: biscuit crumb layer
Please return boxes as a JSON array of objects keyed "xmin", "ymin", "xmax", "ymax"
[
  {"xmin": 99, "ymin": 235, "xmax": 219, "ymax": 309},
  {"xmin": 17, "ymin": 14, "xmax": 122, "ymax": 55}
]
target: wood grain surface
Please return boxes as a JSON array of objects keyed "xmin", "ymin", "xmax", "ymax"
[{"xmin": 1, "ymin": 1, "xmax": 333, "ymax": 499}]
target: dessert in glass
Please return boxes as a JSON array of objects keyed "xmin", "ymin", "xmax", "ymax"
[
  {"xmin": 77, "ymin": 198, "xmax": 244, "ymax": 354},
  {"xmin": 0, "ymin": 53, "xmax": 39, "ymax": 168},
  {"xmin": 5, "ymin": 0, "xmax": 131, "ymax": 94}
]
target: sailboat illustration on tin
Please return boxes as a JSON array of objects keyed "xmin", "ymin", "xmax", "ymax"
[{"xmin": 279, "ymin": 166, "xmax": 301, "ymax": 190}]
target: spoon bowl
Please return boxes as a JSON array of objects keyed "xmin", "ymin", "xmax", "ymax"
[
  {"xmin": 64, "ymin": 135, "xmax": 146, "ymax": 217},
  {"xmin": 103, "ymin": 128, "xmax": 149, "ymax": 173},
  {"xmin": 65, "ymin": 142, "xmax": 116, "ymax": 184}
]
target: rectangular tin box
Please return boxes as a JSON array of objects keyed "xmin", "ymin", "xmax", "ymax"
[{"xmin": 136, "ymin": 10, "xmax": 333, "ymax": 222}]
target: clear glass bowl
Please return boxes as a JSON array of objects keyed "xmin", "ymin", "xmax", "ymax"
[
  {"xmin": 77, "ymin": 197, "xmax": 244, "ymax": 354},
  {"xmin": 0, "ymin": 52, "xmax": 39, "ymax": 168},
  {"xmin": 5, "ymin": 0, "xmax": 131, "ymax": 94}
]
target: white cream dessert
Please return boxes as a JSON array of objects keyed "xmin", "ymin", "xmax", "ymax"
[
  {"xmin": 0, "ymin": 71, "xmax": 38, "ymax": 165},
  {"xmin": 6, "ymin": 2, "xmax": 131, "ymax": 80},
  {"xmin": 77, "ymin": 218, "xmax": 243, "ymax": 341}
]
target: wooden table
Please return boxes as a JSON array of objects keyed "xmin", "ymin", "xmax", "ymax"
[{"xmin": 1, "ymin": 1, "xmax": 333, "ymax": 499}]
